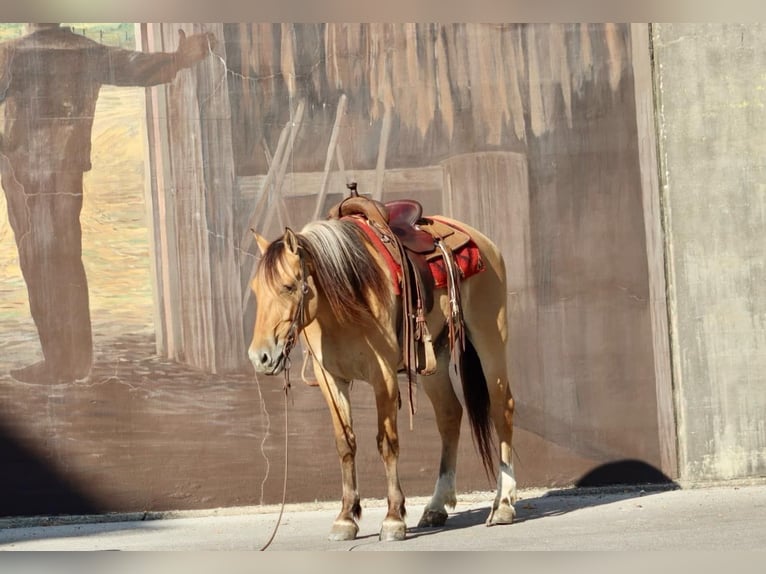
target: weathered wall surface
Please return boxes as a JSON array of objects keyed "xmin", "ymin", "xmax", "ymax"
[{"xmin": 653, "ymin": 24, "xmax": 766, "ymax": 481}]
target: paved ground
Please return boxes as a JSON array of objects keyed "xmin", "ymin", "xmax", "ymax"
[{"xmin": 1, "ymin": 483, "xmax": 765, "ymax": 551}]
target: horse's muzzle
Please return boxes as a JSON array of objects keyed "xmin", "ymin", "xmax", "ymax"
[{"xmin": 249, "ymin": 345, "xmax": 287, "ymax": 375}]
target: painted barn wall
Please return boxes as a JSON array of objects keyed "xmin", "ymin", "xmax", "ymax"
[{"xmin": 652, "ymin": 24, "xmax": 766, "ymax": 481}]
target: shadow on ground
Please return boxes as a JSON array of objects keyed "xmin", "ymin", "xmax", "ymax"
[{"xmin": 404, "ymin": 460, "xmax": 679, "ymax": 541}]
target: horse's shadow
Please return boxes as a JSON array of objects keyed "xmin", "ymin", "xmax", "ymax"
[
  {"xmin": 407, "ymin": 459, "xmax": 680, "ymax": 540},
  {"xmin": 405, "ymin": 482, "xmax": 679, "ymax": 541}
]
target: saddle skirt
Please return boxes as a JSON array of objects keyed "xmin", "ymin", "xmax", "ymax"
[{"xmin": 417, "ymin": 216, "xmax": 485, "ymax": 289}]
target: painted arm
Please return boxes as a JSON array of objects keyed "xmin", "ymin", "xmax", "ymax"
[{"xmin": 102, "ymin": 29, "xmax": 217, "ymax": 87}]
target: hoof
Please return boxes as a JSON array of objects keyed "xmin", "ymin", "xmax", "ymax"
[
  {"xmin": 486, "ymin": 503, "xmax": 516, "ymax": 526},
  {"xmin": 417, "ymin": 508, "xmax": 448, "ymax": 528},
  {"xmin": 379, "ymin": 519, "xmax": 407, "ymax": 541},
  {"xmin": 328, "ymin": 519, "xmax": 359, "ymax": 541}
]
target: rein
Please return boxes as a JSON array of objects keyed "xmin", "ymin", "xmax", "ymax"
[{"xmin": 258, "ymin": 375, "xmax": 289, "ymax": 552}]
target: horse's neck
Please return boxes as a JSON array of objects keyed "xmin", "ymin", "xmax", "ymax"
[
  {"xmin": 311, "ymin": 290, "xmax": 396, "ymax": 337},
  {"xmin": 305, "ymin": 291, "xmax": 399, "ymax": 363}
]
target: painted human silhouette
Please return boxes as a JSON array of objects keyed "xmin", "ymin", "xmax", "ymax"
[{"xmin": 0, "ymin": 24, "xmax": 217, "ymax": 384}]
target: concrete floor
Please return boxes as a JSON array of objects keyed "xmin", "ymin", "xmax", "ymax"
[{"xmin": 1, "ymin": 483, "xmax": 765, "ymax": 551}]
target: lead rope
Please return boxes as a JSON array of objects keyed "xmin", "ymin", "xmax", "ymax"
[{"xmin": 258, "ymin": 376, "xmax": 289, "ymax": 551}]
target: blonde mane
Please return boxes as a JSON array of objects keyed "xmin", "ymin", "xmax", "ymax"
[{"xmin": 258, "ymin": 219, "xmax": 390, "ymax": 324}]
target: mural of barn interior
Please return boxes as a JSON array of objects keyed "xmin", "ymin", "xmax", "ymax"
[{"xmin": 0, "ymin": 23, "xmax": 674, "ymax": 516}]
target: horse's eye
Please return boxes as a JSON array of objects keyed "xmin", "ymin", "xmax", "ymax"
[{"xmin": 282, "ymin": 284, "xmax": 296, "ymax": 294}]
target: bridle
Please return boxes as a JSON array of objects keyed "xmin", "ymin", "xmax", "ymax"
[{"xmin": 279, "ymin": 249, "xmax": 310, "ymax": 379}]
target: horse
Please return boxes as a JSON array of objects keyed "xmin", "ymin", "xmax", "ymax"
[{"xmin": 248, "ymin": 206, "xmax": 517, "ymax": 542}]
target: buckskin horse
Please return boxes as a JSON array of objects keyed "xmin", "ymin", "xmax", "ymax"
[{"xmin": 248, "ymin": 190, "xmax": 517, "ymax": 541}]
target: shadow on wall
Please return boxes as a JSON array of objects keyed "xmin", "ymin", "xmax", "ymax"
[
  {"xmin": 575, "ymin": 459, "xmax": 677, "ymax": 488},
  {"xmin": 0, "ymin": 418, "xmax": 100, "ymax": 517}
]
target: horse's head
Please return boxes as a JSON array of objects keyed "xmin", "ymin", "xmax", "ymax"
[{"xmin": 248, "ymin": 227, "xmax": 316, "ymax": 376}]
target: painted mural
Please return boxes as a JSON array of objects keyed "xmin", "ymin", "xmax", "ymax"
[{"xmin": 0, "ymin": 23, "xmax": 672, "ymax": 517}]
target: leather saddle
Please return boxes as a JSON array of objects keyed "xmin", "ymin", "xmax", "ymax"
[
  {"xmin": 386, "ymin": 200, "xmax": 436, "ymax": 254},
  {"xmin": 385, "ymin": 199, "xmax": 437, "ymax": 316},
  {"xmin": 328, "ymin": 196, "xmax": 433, "ymax": 249}
]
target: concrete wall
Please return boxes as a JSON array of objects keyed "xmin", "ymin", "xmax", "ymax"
[{"xmin": 653, "ymin": 24, "xmax": 766, "ymax": 481}]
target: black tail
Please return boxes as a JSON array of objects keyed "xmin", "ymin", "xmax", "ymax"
[{"xmin": 461, "ymin": 335, "xmax": 496, "ymax": 481}]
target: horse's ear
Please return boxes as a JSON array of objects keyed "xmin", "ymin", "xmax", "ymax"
[
  {"xmin": 283, "ymin": 227, "xmax": 299, "ymax": 255},
  {"xmin": 251, "ymin": 229, "xmax": 270, "ymax": 255}
]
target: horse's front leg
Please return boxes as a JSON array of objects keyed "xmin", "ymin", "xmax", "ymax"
[
  {"xmin": 374, "ymin": 370, "xmax": 407, "ymax": 541},
  {"xmin": 315, "ymin": 362, "xmax": 360, "ymax": 541}
]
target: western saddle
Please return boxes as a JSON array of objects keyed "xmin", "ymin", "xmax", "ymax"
[{"xmin": 327, "ymin": 183, "xmax": 472, "ymax": 421}]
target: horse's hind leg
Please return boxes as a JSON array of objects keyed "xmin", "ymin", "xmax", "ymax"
[
  {"xmin": 373, "ymin": 369, "xmax": 407, "ymax": 541},
  {"xmin": 417, "ymin": 347, "xmax": 462, "ymax": 528},
  {"xmin": 463, "ymin": 305, "xmax": 517, "ymax": 525},
  {"xmin": 315, "ymin": 363, "xmax": 361, "ymax": 541},
  {"xmin": 486, "ymin": 378, "xmax": 517, "ymax": 525}
]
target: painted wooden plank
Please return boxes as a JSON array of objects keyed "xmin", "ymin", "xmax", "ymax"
[
  {"xmin": 143, "ymin": 23, "xmax": 246, "ymax": 373},
  {"xmin": 193, "ymin": 22, "xmax": 247, "ymax": 373},
  {"xmin": 160, "ymin": 22, "xmax": 215, "ymax": 372},
  {"xmin": 143, "ymin": 23, "xmax": 183, "ymax": 361}
]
